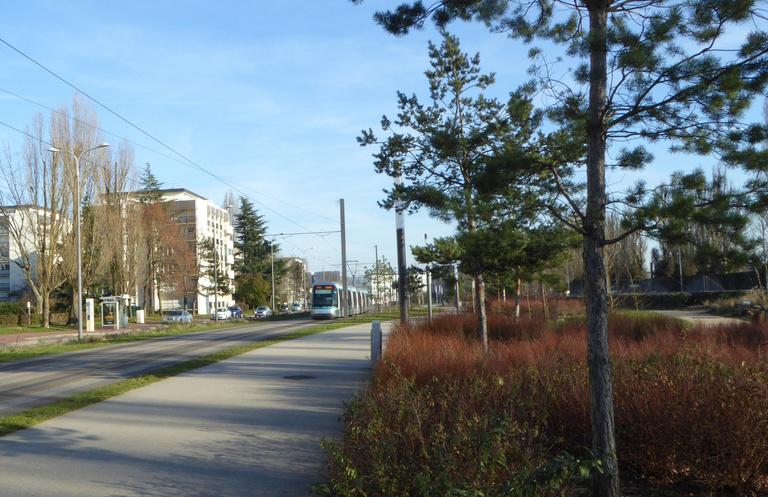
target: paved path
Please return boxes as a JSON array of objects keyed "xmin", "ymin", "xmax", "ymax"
[
  {"xmin": 0, "ymin": 322, "xmax": 391, "ymax": 497},
  {"xmin": 0, "ymin": 321, "xmax": 167, "ymax": 349},
  {"xmin": 653, "ymin": 309, "xmax": 744, "ymax": 327}
]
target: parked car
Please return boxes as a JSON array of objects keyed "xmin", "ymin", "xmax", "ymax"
[
  {"xmin": 279, "ymin": 304, "xmax": 290, "ymax": 313},
  {"xmin": 162, "ymin": 310, "xmax": 193, "ymax": 324},
  {"xmin": 228, "ymin": 306, "xmax": 243, "ymax": 318},
  {"xmin": 255, "ymin": 306, "xmax": 272, "ymax": 318},
  {"xmin": 292, "ymin": 302, "xmax": 303, "ymax": 312},
  {"xmin": 214, "ymin": 307, "xmax": 231, "ymax": 320}
]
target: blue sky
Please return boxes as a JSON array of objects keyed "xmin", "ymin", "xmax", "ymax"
[
  {"xmin": 0, "ymin": 0, "xmax": 509, "ymax": 276},
  {"xmin": 0, "ymin": 1, "xmax": 763, "ymax": 277}
]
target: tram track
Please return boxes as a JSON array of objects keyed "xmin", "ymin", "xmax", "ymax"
[{"xmin": 0, "ymin": 319, "xmax": 316, "ymax": 417}]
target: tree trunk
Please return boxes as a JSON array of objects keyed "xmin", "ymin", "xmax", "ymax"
[
  {"xmin": 585, "ymin": 1, "xmax": 620, "ymax": 495},
  {"xmin": 42, "ymin": 292, "xmax": 51, "ymax": 329},
  {"xmin": 514, "ymin": 276, "xmax": 521, "ymax": 319},
  {"xmin": 475, "ymin": 274, "xmax": 487, "ymax": 350}
]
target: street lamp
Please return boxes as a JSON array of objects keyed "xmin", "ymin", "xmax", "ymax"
[
  {"xmin": 48, "ymin": 142, "xmax": 109, "ymax": 340},
  {"xmin": 270, "ymin": 238, "xmax": 276, "ymax": 312},
  {"xmin": 301, "ymin": 247, "xmax": 314, "ymax": 309}
]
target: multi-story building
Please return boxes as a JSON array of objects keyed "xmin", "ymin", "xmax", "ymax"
[
  {"xmin": 276, "ymin": 256, "xmax": 310, "ymax": 307},
  {"xmin": 0, "ymin": 205, "xmax": 63, "ymax": 303},
  {"xmin": 0, "ymin": 192, "xmax": 235, "ymax": 314},
  {"xmin": 159, "ymin": 189, "xmax": 235, "ymax": 313}
]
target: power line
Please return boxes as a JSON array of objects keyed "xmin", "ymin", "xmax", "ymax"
[{"xmin": 0, "ymin": 37, "xmax": 334, "ymax": 234}]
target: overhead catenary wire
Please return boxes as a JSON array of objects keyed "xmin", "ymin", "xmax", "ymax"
[{"xmin": 0, "ymin": 37, "xmax": 335, "ymax": 237}]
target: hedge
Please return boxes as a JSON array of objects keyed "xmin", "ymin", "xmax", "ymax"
[{"xmin": 0, "ymin": 313, "xmax": 68, "ymax": 327}]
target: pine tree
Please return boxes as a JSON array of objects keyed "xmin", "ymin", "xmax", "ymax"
[
  {"xmin": 360, "ymin": 32, "xmax": 545, "ymax": 349},
  {"xmin": 138, "ymin": 163, "xmax": 163, "ymax": 204},
  {"xmin": 232, "ymin": 196, "xmax": 287, "ymax": 286},
  {"xmin": 354, "ymin": 2, "xmax": 768, "ymax": 494}
]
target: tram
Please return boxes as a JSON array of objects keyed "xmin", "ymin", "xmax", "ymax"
[{"xmin": 311, "ymin": 281, "xmax": 371, "ymax": 319}]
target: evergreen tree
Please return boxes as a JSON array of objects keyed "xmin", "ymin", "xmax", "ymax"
[
  {"xmin": 232, "ymin": 196, "xmax": 287, "ymax": 287},
  {"xmin": 649, "ymin": 168, "xmax": 755, "ymax": 277},
  {"xmin": 198, "ymin": 236, "xmax": 231, "ymax": 298},
  {"xmin": 138, "ymin": 163, "xmax": 163, "ymax": 204},
  {"xmin": 359, "ymin": 32, "xmax": 546, "ymax": 349},
  {"xmin": 355, "ymin": 2, "xmax": 768, "ymax": 494}
]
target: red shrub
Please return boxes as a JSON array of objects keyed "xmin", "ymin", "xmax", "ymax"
[{"xmin": 376, "ymin": 312, "xmax": 768, "ymax": 494}]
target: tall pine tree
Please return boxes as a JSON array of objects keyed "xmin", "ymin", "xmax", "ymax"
[
  {"xmin": 355, "ymin": 2, "xmax": 768, "ymax": 494},
  {"xmin": 232, "ymin": 196, "xmax": 287, "ymax": 298},
  {"xmin": 359, "ymin": 32, "xmax": 547, "ymax": 349}
]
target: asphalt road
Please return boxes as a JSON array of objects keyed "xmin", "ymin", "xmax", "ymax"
[{"xmin": 0, "ymin": 319, "xmax": 317, "ymax": 417}]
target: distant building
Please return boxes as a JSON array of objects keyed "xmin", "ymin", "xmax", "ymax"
[
  {"xmin": 275, "ymin": 256, "xmax": 310, "ymax": 306},
  {"xmin": 158, "ymin": 189, "xmax": 235, "ymax": 313},
  {"xmin": 0, "ymin": 205, "xmax": 64, "ymax": 303},
  {"xmin": 312, "ymin": 270, "xmax": 341, "ymax": 284}
]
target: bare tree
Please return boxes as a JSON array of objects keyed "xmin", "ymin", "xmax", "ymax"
[
  {"xmin": 0, "ymin": 114, "xmax": 70, "ymax": 327},
  {"xmin": 49, "ymin": 97, "xmax": 112, "ymax": 322},
  {"xmin": 98, "ymin": 141, "xmax": 138, "ymax": 296}
]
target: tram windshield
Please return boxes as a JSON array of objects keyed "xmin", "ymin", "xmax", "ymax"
[{"xmin": 313, "ymin": 286, "xmax": 337, "ymax": 307}]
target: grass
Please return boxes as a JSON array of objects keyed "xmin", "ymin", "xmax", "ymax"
[
  {"xmin": 0, "ymin": 307, "xmax": 412, "ymax": 436},
  {"xmin": 317, "ymin": 309, "xmax": 768, "ymax": 496}
]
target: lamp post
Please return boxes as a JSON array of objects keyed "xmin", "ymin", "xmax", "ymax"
[
  {"xmin": 301, "ymin": 247, "xmax": 314, "ymax": 309},
  {"xmin": 48, "ymin": 142, "xmax": 109, "ymax": 340},
  {"xmin": 270, "ymin": 239, "xmax": 276, "ymax": 311}
]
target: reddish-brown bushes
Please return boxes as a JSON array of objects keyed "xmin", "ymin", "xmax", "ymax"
[{"xmin": 322, "ymin": 311, "xmax": 768, "ymax": 495}]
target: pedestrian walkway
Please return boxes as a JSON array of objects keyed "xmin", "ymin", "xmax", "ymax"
[
  {"xmin": 0, "ymin": 321, "xmax": 392, "ymax": 497},
  {"xmin": 0, "ymin": 319, "xmax": 220, "ymax": 349}
]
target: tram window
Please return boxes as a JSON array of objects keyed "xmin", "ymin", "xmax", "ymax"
[{"xmin": 313, "ymin": 288, "xmax": 335, "ymax": 307}]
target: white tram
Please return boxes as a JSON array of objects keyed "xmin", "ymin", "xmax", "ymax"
[{"xmin": 311, "ymin": 281, "xmax": 371, "ymax": 319}]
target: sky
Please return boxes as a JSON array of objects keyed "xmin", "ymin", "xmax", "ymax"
[{"xmin": 0, "ymin": 1, "xmax": 764, "ymax": 278}]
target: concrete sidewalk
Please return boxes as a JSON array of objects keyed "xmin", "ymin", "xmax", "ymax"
[
  {"xmin": 0, "ymin": 321, "xmax": 168, "ymax": 349},
  {"xmin": 0, "ymin": 322, "xmax": 391, "ymax": 497}
]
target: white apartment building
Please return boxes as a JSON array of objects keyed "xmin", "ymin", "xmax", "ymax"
[
  {"xmin": 0, "ymin": 192, "xmax": 235, "ymax": 314},
  {"xmin": 0, "ymin": 205, "xmax": 62, "ymax": 303},
  {"xmin": 159, "ymin": 189, "xmax": 235, "ymax": 313}
]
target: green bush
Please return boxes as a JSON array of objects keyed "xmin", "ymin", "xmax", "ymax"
[
  {"xmin": 49, "ymin": 313, "xmax": 69, "ymax": 326},
  {"xmin": 0, "ymin": 314, "xmax": 19, "ymax": 327},
  {"xmin": 0, "ymin": 303, "xmax": 25, "ymax": 315}
]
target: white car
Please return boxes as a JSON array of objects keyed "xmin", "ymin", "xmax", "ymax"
[
  {"xmin": 163, "ymin": 310, "xmax": 193, "ymax": 324},
  {"xmin": 292, "ymin": 303, "xmax": 303, "ymax": 312},
  {"xmin": 255, "ymin": 306, "xmax": 272, "ymax": 318},
  {"xmin": 214, "ymin": 307, "xmax": 231, "ymax": 320}
]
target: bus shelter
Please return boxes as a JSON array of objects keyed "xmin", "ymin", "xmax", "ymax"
[{"xmin": 100, "ymin": 295, "xmax": 132, "ymax": 330}]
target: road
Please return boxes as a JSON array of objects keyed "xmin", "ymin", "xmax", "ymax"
[{"xmin": 0, "ymin": 319, "xmax": 317, "ymax": 417}]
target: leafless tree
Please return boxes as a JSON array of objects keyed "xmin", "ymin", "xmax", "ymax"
[
  {"xmin": 49, "ymin": 97, "xmax": 112, "ymax": 322},
  {"xmin": 0, "ymin": 114, "xmax": 71, "ymax": 327}
]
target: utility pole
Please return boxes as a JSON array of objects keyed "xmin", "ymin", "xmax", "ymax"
[
  {"xmin": 395, "ymin": 177, "xmax": 408, "ymax": 323},
  {"xmin": 375, "ymin": 245, "xmax": 381, "ymax": 312},
  {"xmin": 454, "ymin": 264, "xmax": 460, "ymax": 314},
  {"xmin": 340, "ymin": 199, "xmax": 349, "ymax": 317},
  {"xmin": 425, "ymin": 233, "xmax": 432, "ymax": 323}
]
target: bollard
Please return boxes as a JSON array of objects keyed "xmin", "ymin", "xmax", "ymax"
[{"xmin": 371, "ymin": 321, "xmax": 382, "ymax": 365}]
